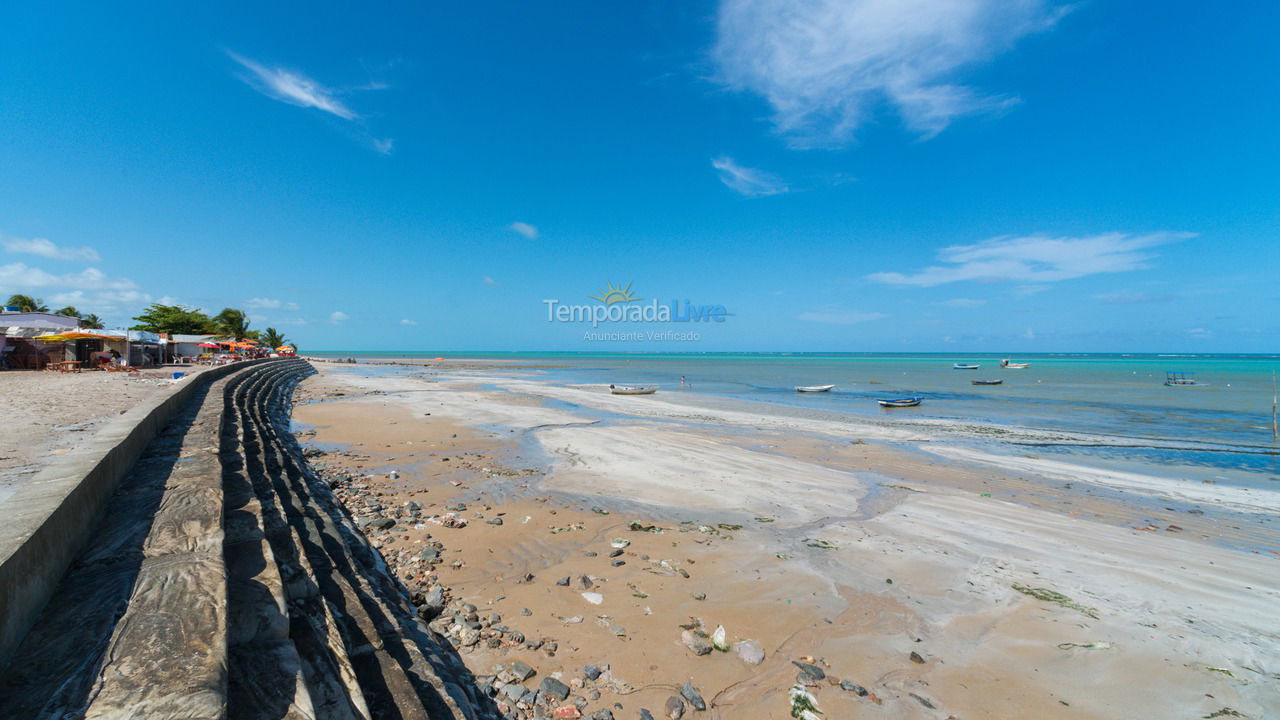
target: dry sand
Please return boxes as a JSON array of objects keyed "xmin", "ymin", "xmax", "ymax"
[
  {"xmin": 293, "ymin": 363, "xmax": 1280, "ymax": 720},
  {"xmin": 0, "ymin": 367, "xmax": 199, "ymax": 502}
]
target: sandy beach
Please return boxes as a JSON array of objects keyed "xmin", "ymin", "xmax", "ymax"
[
  {"xmin": 291, "ymin": 361, "xmax": 1280, "ymax": 720},
  {"xmin": 0, "ymin": 367, "xmax": 202, "ymax": 503}
]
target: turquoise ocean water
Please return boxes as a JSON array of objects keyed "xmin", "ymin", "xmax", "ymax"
[{"xmin": 309, "ymin": 352, "xmax": 1280, "ymax": 488}]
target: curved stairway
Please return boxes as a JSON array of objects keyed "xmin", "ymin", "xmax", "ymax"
[{"xmin": 0, "ymin": 359, "xmax": 490, "ymax": 720}]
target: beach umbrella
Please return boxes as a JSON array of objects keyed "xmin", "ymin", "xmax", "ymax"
[
  {"xmin": 198, "ymin": 342, "xmax": 219, "ymax": 349},
  {"xmin": 37, "ymin": 334, "xmax": 70, "ymax": 343}
]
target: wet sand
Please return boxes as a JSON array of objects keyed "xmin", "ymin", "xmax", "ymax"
[{"xmin": 292, "ymin": 363, "xmax": 1279, "ymax": 720}]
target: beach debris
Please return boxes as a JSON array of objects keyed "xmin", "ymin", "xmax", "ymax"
[
  {"xmin": 388, "ymin": 470, "xmax": 399, "ymax": 479},
  {"xmin": 1012, "ymin": 583, "xmax": 1099, "ymax": 619},
  {"xmin": 805, "ymin": 538, "xmax": 837, "ymax": 550},
  {"xmin": 710, "ymin": 625, "xmax": 729, "ymax": 652},
  {"xmin": 717, "ymin": 523, "xmax": 742, "ymax": 531},
  {"xmin": 909, "ymin": 651, "xmax": 926, "ymax": 664},
  {"xmin": 663, "ymin": 696, "xmax": 685, "ymax": 719},
  {"xmin": 1205, "ymin": 666, "xmax": 1238, "ymax": 679},
  {"xmin": 610, "ymin": 538, "xmax": 631, "ymax": 549},
  {"xmin": 561, "ymin": 616, "xmax": 584, "ymax": 624},
  {"xmin": 681, "ymin": 629, "xmax": 713, "ymax": 656},
  {"xmin": 839, "ymin": 679, "xmax": 868, "ymax": 696},
  {"xmin": 787, "ymin": 684, "xmax": 823, "ymax": 719},
  {"xmin": 553, "ymin": 707, "xmax": 582, "ymax": 719},
  {"xmin": 909, "ymin": 692, "xmax": 937, "ymax": 709},
  {"xmin": 691, "ymin": 592, "xmax": 706, "ymax": 601},
  {"xmin": 557, "ymin": 576, "xmax": 571, "ymax": 586},
  {"xmin": 592, "ymin": 507, "xmax": 610, "ymax": 515},
  {"xmin": 679, "ymin": 682, "xmax": 706, "ymax": 711},
  {"xmin": 1057, "ymin": 641, "xmax": 1114, "ymax": 651},
  {"xmin": 792, "ymin": 660, "xmax": 826, "ymax": 680},
  {"xmin": 733, "ymin": 640, "xmax": 765, "ymax": 665},
  {"xmin": 541, "ymin": 677, "xmax": 571, "ymax": 701},
  {"xmin": 581, "ymin": 592, "xmax": 604, "ymax": 605},
  {"xmin": 1203, "ymin": 708, "xmax": 1245, "ymax": 719},
  {"xmin": 588, "ymin": 710, "xmax": 614, "ymax": 720},
  {"xmin": 629, "ymin": 520, "xmax": 664, "ymax": 533},
  {"xmin": 485, "ymin": 517, "xmax": 503, "ymax": 526},
  {"xmin": 754, "ymin": 516, "xmax": 775, "ymax": 523},
  {"xmin": 639, "ymin": 710, "xmax": 655, "ymax": 720}
]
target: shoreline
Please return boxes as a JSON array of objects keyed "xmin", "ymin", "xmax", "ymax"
[{"xmin": 292, "ymin": 362, "xmax": 1279, "ymax": 720}]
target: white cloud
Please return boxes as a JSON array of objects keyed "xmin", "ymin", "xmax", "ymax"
[
  {"xmin": 712, "ymin": 0, "xmax": 1066, "ymax": 146},
  {"xmin": 798, "ymin": 309, "xmax": 886, "ymax": 325},
  {"xmin": 941, "ymin": 297, "xmax": 987, "ymax": 308},
  {"xmin": 400, "ymin": 318, "xmax": 417, "ymax": 326},
  {"xmin": 483, "ymin": 275, "xmax": 499, "ymax": 287},
  {"xmin": 228, "ymin": 51, "xmax": 359, "ymax": 120},
  {"xmin": 2, "ymin": 234, "xmax": 100, "ymax": 262},
  {"xmin": 372, "ymin": 138, "xmax": 394, "ymax": 155},
  {"xmin": 245, "ymin": 297, "xmax": 300, "ymax": 311},
  {"xmin": 868, "ymin": 232, "xmax": 1194, "ymax": 288},
  {"xmin": 0, "ymin": 262, "xmax": 139, "ymax": 291},
  {"xmin": 329, "ymin": 311, "xmax": 349, "ymax": 323},
  {"xmin": 508, "ymin": 221, "xmax": 540, "ymax": 239},
  {"xmin": 1095, "ymin": 290, "xmax": 1176, "ymax": 305},
  {"xmin": 711, "ymin": 156, "xmax": 788, "ymax": 197}
]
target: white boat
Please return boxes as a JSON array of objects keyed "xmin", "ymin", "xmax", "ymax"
[
  {"xmin": 1000, "ymin": 359, "xmax": 1029, "ymax": 369},
  {"xmin": 952, "ymin": 363, "xmax": 980, "ymax": 370},
  {"xmin": 610, "ymin": 385, "xmax": 657, "ymax": 395},
  {"xmin": 879, "ymin": 396, "xmax": 923, "ymax": 408},
  {"xmin": 795, "ymin": 384, "xmax": 835, "ymax": 393}
]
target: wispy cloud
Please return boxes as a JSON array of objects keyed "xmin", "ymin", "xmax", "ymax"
[
  {"xmin": 711, "ymin": 156, "xmax": 788, "ymax": 197},
  {"xmin": 483, "ymin": 275, "xmax": 499, "ymax": 287},
  {"xmin": 227, "ymin": 51, "xmax": 393, "ymax": 153},
  {"xmin": 798, "ymin": 309, "xmax": 886, "ymax": 325},
  {"xmin": 712, "ymin": 0, "xmax": 1067, "ymax": 146},
  {"xmin": 1094, "ymin": 290, "xmax": 1177, "ymax": 305},
  {"xmin": 868, "ymin": 232, "xmax": 1194, "ymax": 288},
  {"xmin": 228, "ymin": 51, "xmax": 358, "ymax": 119},
  {"xmin": 329, "ymin": 310, "xmax": 349, "ymax": 323},
  {"xmin": 941, "ymin": 297, "xmax": 987, "ymax": 308},
  {"xmin": 508, "ymin": 221, "xmax": 540, "ymax": 239},
  {"xmin": 400, "ymin": 318, "xmax": 417, "ymax": 326},
  {"xmin": 3, "ymin": 234, "xmax": 100, "ymax": 262},
  {"xmin": 245, "ymin": 297, "xmax": 300, "ymax": 311}
]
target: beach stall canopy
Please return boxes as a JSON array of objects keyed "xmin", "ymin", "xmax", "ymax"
[{"xmin": 198, "ymin": 342, "xmax": 219, "ymax": 348}]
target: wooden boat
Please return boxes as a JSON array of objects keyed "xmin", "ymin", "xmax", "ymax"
[
  {"xmin": 972, "ymin": 379, "xmax": 1003, "ymax": 386},
  {"xmin": 878, "ymin": 396, "xmax": 923, "ymax": 408},
  {"xmin": 1164, "ymin": 372, "xmax": 1204, "ymax": 387},
  {"xmin": 610, "ymin": 385, "xmax": 657, "ymax": 395},
  {"xmin": 952, "ymin": 363, "xmax": 980, "ymax": 370},
  {"xmin": 795, "ymin": 384, "xmax": 835, "ymax": 393},
  {"xmin": 1000, "ymin": 359, "xmax": 1029, "ymax": 369}
]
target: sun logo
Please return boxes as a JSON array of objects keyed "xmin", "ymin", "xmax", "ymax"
[{"xmin": 589, "ymin": 281, "xmax": 641, "ymax": 305}]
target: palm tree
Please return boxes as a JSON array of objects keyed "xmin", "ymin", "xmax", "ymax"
[
  {"xmin": 6, "ymin": 294, "xmax": 49, "ymax": 312},
  {"xmin": 54, "ymin": 306, "xmax": 81, "ymax": 318},
  {"xmin": 80, "ymin": 313, "xmax": 105, "ymax": 329},
  {"xmin": 260, "ymin": 327, "xmax": 286, "ymax": 349},
  {"xmin": 214, "ymin": 308, "xmax": 251, "ymax": 340}
]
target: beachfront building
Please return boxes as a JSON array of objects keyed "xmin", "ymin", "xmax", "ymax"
[
  {"xmin": 160, "ymin": 333, "xmax": 220, "ymax": 363},
  {"xmin": 1, "ymin": 311, "xmax": 81, "ymax": 370}
]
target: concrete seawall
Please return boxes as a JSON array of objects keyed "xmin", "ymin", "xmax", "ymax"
[{"xmin": 0, "ymin": 359, "xmax": 272, "ymax": 671}]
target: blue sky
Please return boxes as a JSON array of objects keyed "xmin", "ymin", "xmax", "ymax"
[{"xmin": 1, "ymin": 1, "xmax": 1276, "ymax": 352}]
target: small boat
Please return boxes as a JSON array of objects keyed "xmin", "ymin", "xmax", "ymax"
[
  {"xmin": 795, "ymin": 384, "xmax": 835, "ymax": 393},
  {"xmin": 972, "ymin": 379, "xmax": 1003, "ymax": 386},
  {"xmin": 610, "ymin": 385, "xmax": 657, "ymax": 395},
  {"xmin": 1000, "ymin": 359, "xmax": 1029, "ymax": 369},
  {"xmin": 1164, "ymin": 372, "xmax": 1204, "ymax": 387},
  {"xmin": 952, "ymin": 363, "xmax": 980, "ymax": 370},
  {"xmin": 878, "ymin": 396, "xmax": 923, "ymax": 408}
]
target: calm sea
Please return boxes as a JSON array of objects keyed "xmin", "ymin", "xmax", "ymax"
[{"xmin": 309, "ymin": 352, "xmax": 1280, "ymax": 486}]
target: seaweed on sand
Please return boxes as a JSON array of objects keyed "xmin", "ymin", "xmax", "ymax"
[{"xmin": 1012, "ymin": 583, "xmax": 1099, "ymax": 619}]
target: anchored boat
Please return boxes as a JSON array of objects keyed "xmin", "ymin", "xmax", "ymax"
[
  {"xmin": 795, "ymin": 384, "xmax": 835, "ymax": 393},
  {"xmin": 1164, "ymin": 372, "xmax": 1204, "ymax": 387},
  {"xmin": 610, "ymin": 385, "xmax": 657, "ymax": 395},
  {"xmin": 953, "ymin": 363, "xmax": 980, "ymax": 370},
  {"xmin": 1000, "ymin": 359, "xmax": 1029, "ymax": 369},
  {"xmin": 878, "ymin": 396, "xmax": 923, "ymax": 408},
  {"xmin": 972, "ymin": 379, "xmax": 1003, "ymax": 386}
]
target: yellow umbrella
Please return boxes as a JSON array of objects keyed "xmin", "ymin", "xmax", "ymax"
[{"xmin": 37, "ymin": 334, "xmax": 70, "ymax": 342}]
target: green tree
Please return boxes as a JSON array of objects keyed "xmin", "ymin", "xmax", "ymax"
[
  {"xmin": 79, "ymin": 313, "xmax": 105, "ymax": 329},
  {"xmin": 131, "ymin": 304, "xmax": 217, "ymax": 335},
  {"xmin": 260, "ymin": 327, "xmax": 286, "ymax": 348},
  {"xmin": 6, "ymin": 294, "xmax": 49, "ymax": 312},
  {"xmin": 214, "ymin": 308, "xmax": 251, "ymax": 340},
  {"xmin": 54, "ymin": 306, "xmax": 81, "ymax": 318}
]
